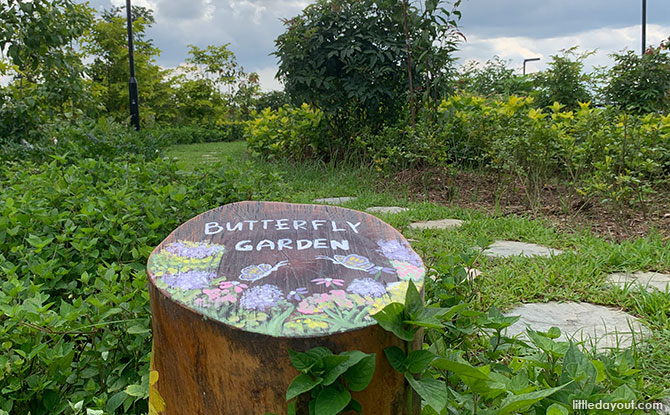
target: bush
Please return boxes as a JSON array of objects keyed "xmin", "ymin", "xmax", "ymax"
[
  {"xmin": 0, "ymin": 154, "xmax": 282, "ymax": 414},
  {"xmin": 604, "ymin": 41, "xmax": 670, "ymax": 114},
  {"xmin": 156, "ymin": 121, "xmax": 245, "ymax": 146},
  {"xmin": 245, "ymin": 104, "xmax": 328, "ymax": 161},
  {"xmin": 0, "ymin": 117, "xmax": 164, "ymax": 164}
]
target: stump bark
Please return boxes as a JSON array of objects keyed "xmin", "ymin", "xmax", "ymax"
[{"xmin": 147, "ymin": 201, "xmax": 425, "ymax": 414}]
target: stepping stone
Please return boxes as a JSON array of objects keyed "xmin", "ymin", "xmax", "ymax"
[
  {"xmin": 202, "ymin": 154, "xmax": 216, "ymax": 158},
  {"xmin": 608, "ymin": 271, "xmax": 670, "ymax": 292},
  {"xmin": 483, "ymin": 241, "xmax": 563, "ymax": 258},
  {"xmin": 408, "ymin": 219, "xmax": 463, "ymax": 230},
  {"xmin": 366, "ymin": 206, "xmax": 409, "ymax": 214},
  {"xmin": 503, "ymin": 302, "xmax": 648, "ymax": 351},
  {"xmin": 313, "ymin": 197, "xmax": 357, "ymax": 205}
]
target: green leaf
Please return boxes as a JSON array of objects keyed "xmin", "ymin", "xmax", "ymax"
[
  {"xmin": 498, "ymin": 384, "xmax": 569, "ymax": 415},
  {"xmin": 546, "ymin": 403, "xmax": 569, "ymax": 415},
  {"xmin": 342, "ymin": 354, "xmax": 375, "ymax": 392},
  {"xmin": 124, "ymin": 384, "xmax": 146, "ymax": 398},
  {"xmin": 431, "ymin": 358, "xmax": 490, "ymax": 380},
  {"xmin": 321, "ymin": 355, "xmax": 352, "ymax": 386},
  {"xmin": 372, "ymin": 303, "xmax": 415, "ymax": 341},
  {"xmin": 383, "ymin": 346, "xmax": 406, "ymax": 373},
  {"xmin": 106, "ymin": 391, "xmax": 127, "ymax": 412},
  {"xmin": 286, "ymin": 374, "xmax": 321, "ymax": 401},
  {"xmin": 405, "ymin": 375, "xmax": 447, "ymax": 412},
  {"xmin": 404, "ymin": 280, "xmax": 423, "ymax": 317},
  {"xmin": 288, "ymin": 348, "xmax": 317, "ymax": 372},
  {"xmin": 314, "ymin": 386, "xmax": 351, "ymax": 415},
  {"xmin": 405, "ymin": 350, "xmax": 436, "ymax": 374}
]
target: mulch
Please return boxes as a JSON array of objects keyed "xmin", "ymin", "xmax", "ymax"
[{"xmin": 383, "ymin": 168, "xmax": 670, "ymax": 242}]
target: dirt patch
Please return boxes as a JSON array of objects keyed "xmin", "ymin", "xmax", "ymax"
[{"xmin": 385, "ymin": 168, "xmax": 670, "ymax": 241}]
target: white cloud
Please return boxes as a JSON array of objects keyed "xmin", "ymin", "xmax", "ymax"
[
  {"xmin": 455, "ymin": 23, "xmax": 670, "ymax": 74},
  {"xmin": 255, "ymin": 66, "xmax": 283, "ymax": 92}
]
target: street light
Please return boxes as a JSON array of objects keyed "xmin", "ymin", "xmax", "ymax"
[
  {"xmin": 523, "ymin": 57, "xmax": 541, "ymax": 75},
  {"xmin": 642, "ymin": 0, "xmax": 647, "ymax": 54},
  {"xmin": 126, "ymin": 0, "xmax": 140, "ymax": 131}
]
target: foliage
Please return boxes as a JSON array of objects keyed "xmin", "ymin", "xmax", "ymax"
[
  {"xmin": 246, "ymin": 104, "xmax": 328, "ymax": 161},
  {"xmin": 83, "ymin": 6, "xmax": 173, "ymax": 125},
  {"xmin": 254, "ymin": 90, "xmax": 291, "ymax": 112},
  {"xmin": 274, "ymin": 0, "xmax": 408, "ymax": 135},
  {"xmin": 274, "ymin": 347, "xmax": 376, "ymax": 415},
  {"xmin": 0, "ymin": 143, "xmax": 282, "ymax": 414},
  {"xmin": 457, "ymin": 56, "xmax": 534, "ymax": 98},
  {"xmin": 604, "ymin": 39, "xmax": 670, "ymax": 114},
  {"xmin": 0, "ymin": 0, "xmax": 94, "ymax": 139},
  {"xmin": 532, "ymin": 47, "xmax": 594, "ymax": 110},
  {"xmin": 157, "ymin": 123, "xmax": 244, "ymax": 145},
  {"xmin": 274, "ymin": 0, "xmax": 461, "ymax": 143},
  {"xmin": 371, "ymin": 261, "xmax": 647, "ymax": 415}
]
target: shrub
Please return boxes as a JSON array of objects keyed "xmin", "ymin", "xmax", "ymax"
[
  {"xmin": 0, "ymin": 155, "xmax": 282, "ymax": 414},
  {"xmin": 0, "ymin": 117, "xmax": 164, "ymax": 164},
  {"xmin": 532, "ymin": 47, "xmax": 594, "ymax": 110},
  {"xmin": 604, "ymin": 41, "xmax": 670, "ymax": 114},
  {"xmin": 156, "ymin": 122, "xmax": 245, "ymax": 145},
  {"xmin": 245, "ymin": 104, "xmax": 328, "ymax": 161}
]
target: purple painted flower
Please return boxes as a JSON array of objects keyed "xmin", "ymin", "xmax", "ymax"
[
  {"xmin": 239, "ymin": 284, "xmax": 285, "ymax": 311},
  {"xmin": 347, "ymin": 278, "xmax": 387, "ymax": 298},
  {"xmin": 377, "ymin": 239, "xmax": 422, "ymax": 267},
  {"xmin": 311, "ymin": 277, "xmax": 345, "ymax": 288},
  {"xmin": 287, "ymin": 288, "xmax": 308, "ymax": 301},
  {"xmin": 161, "ymin": 270, "xmax": 216, "ymax": 290},
  {"xmin": 164, "ymin": 241, "xmax": 225, "ymax": 259}
]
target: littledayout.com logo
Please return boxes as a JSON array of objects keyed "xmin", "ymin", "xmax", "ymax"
[{"xmin": 573, "ymin": 400, "xmax": 664, "ymax": 412}]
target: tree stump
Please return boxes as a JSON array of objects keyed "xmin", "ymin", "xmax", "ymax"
[{"xmin": 147, "ymin": 201, "xmax": 425, "ymax": 414}]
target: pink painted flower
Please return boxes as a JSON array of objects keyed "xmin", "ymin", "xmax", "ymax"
[
  {"xmin": 311, "ymin": 277, "xmax": 345, "ymax": 288},
  {"xmin": 194, "ymin": 298, "xmax": 206, "ymax": 306},
  {"xmin": 203, "ymin": 288, "xmax": 221, "ymax": 301},
  {"xmin": 214, "ymin": 293, "xmax": 236, "ymax": 305},
  {"xmin": 220, "ymin": 281, "xmax": 248, "ymax": 293},
  {"xmin": 393, "ymin": 261, "xmax": 424, "ymax": 282}
]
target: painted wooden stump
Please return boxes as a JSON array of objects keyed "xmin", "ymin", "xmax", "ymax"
[{"xmin": 147, "ymin": 201, "xmax": 426, "ymax": 415}]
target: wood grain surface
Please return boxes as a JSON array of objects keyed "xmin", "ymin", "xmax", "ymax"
[{"xmin": 147, "ymin": 201, "xmax": 425, "ymax": 414}]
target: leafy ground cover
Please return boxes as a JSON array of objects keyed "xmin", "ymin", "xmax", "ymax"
[{"xmin": 169, "ymin": 141, "xmax": 670, "ymax": 410}]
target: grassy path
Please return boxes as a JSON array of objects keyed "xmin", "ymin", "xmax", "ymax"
[{"xmin": 165, "ymin": 140, "xmax": 670, "ymax": 398}]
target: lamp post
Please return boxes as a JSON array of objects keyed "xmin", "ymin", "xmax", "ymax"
[
  {"xmin": 642, "ymin": 0, "xmax": 647, "ymax": 54},
  {"xmin": 126, "ymin": 0, "xmax": 140, "ymax": 131},
  {"xmin": 523, "ymin": 57, "xmax": 541, "ymax": 75}
]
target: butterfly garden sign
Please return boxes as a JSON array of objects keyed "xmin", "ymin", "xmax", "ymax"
[{"xmin": 147, "ymin": 201, "xmax": 425, "ymax": 415}]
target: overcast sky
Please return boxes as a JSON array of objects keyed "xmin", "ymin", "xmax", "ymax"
[{"xmin": 82, "ymin": 0, "xmax": 670, "ymax": 91}]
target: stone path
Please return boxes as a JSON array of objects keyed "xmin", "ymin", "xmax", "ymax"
[
  {"xmin": 608, "ymin": 271, "xmax": 670, "ymax": 292},
  {"xmin": 313, "ymin": 197, "xmax": 357, "ymax": 205},
  {"xmin": 483, "ymin": 240, "xmax": 563, "ymax": 258},
  {"xmin": 503, "ymin": 301, "xmax": 648, "ymax": 351},
  {"xmin": 409, "ymin": 219, "xmax": 464, "ymax": 230},
  {"xmin": 365, "ymin": 206, "xmax": 409, "ymax": 214}
]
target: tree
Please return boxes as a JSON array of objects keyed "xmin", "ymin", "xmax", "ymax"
[
  {"xmin": 533, "ymin": 47, "xmax": 594, "ymax": 110},
  {"xmin": 83, "ymin": 6, "xmax": 173, "ymax": 124},
  {"xmin": 274, "ymin": 0, "xmax": 461, "ymax": 140},
  {"xmin": 0, "ymin": 0, "xmax": 94, "ymax": 139},
  {"xmin": 604, "ymin": 39, "xmax": 670, "ymax": 114},
  {"xmin": 457, "ymin": 56, "xmax": 534, "ymax": 98}
]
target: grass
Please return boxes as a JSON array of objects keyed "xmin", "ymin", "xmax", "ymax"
[{"xmin": 164, "ymin": 140, "xmax": 670, "ymax": 401}]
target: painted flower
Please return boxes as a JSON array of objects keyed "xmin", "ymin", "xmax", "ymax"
[
  {"xmin": 239, "ymin": 284, "xmax": 284, "ymax": 312},
  {"xmin": 347, "ymin": 278, "xmax": 387, "ymax": 298},
  {"xmin": 220, "ymin": 281, "xmax": 248, "ymax": 293},
  {"xmin": 302, "ymin": 318, "xmax": 328, "ymax": 329},
  {"xmin": 311, "ymin": 277, "xmax": 345, "ymax": 288},
  {"xmin": 163, "ymin": 240, "xmax": 225, "ymax": 259},
  {"xmin": 392, "ymin": 260, "xmax": 425, "ymax": 282},
  {"xmin": 377, "ymin": 239, "xmax": 423, "ymax": 267},
  {"xmin": 287, "ymin": 287, "xmax": 309, "ymax": 301},
  {"xmin": 161, "ymin": 270, "xmax": 216, "ymax": 290}
]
